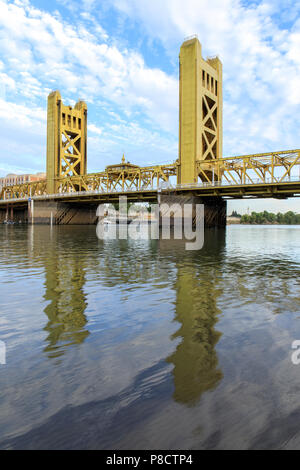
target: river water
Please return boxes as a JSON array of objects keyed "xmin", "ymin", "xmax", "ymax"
[{"xmin": 0, "ymin": 224, "xmax": 300, "ymax": 449}]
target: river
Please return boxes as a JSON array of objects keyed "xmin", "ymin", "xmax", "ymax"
[{"xmin": 0, "ymin": 224, "xmax": 300, "ymax": 449}]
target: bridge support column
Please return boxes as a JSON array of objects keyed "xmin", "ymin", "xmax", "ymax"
[
  {"xmin": 0, "ymin": 207, "xmax": 6, "ymax": 223},
  {"xmin": 31, "ymin": 200, "xmax": 98, "ymax": 225},
  {"xmin": 0, "ymin": 205, "xmax": 27, "ymax": 224},
  {"xmin": 201, "ymin": 197, "xmax": 227, "ymax": 227},
  {"xmin": 158, "ymin": 193, "xmax": 226, "ymax": 229}
]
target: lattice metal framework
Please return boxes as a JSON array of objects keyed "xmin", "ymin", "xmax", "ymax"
[
  {"xmin": 196, "ymin": 149, "xmax": 300, "ymax": 185},
  {"xmin": 178, "ymin": 37, "xmax": 222, "ymax": 184},
  {"xmin": 47, "ymin": 91, "xmax": 87, "ymax": 193},
  {"xmin": 0, "ymin": 163, "xmax": 177, "ymax": 200},
  {"xmin": 0, "ymin": 180, "xmax": 47, "ymax": 200},
  {"xmin": 2, "ymin": 150, "xmax": 300, "ymax": 201}
]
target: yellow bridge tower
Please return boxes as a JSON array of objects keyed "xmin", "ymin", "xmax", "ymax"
[
  {"xmin": 1, "ymin": 38, "xmax": 300, "ymax": 225},
  {"xmin": 46, "ymin": 91, "xmax": 87, "ymax": 193},
  {"xmin": 178, "ymin": 36, "xmax": 222, "ymax": 184}
]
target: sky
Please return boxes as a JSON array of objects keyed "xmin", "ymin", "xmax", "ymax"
[{"xmin": 1, "ymin": 0, "xmax": 300, "ymax": 213}]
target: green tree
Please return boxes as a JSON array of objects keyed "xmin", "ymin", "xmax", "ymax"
[{"xmin": 240, "ymin": 210, "xmax": 300, "ymax": 225}]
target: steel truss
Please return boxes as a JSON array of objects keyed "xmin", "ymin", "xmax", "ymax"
[
  {"xmin": 2, "ymin": 150, "xmax": 300, "ymax": 201},
  {"xmin": 0, "ymin": 164, "xmax": 177, "ymax": 200},
  {"xmin": 197, "ymin": 149, "xmax": 300, "ymax": 185}
]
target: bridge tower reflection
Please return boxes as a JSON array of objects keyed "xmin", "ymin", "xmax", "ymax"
[
  {"xmin": 41, "ymin": 228, "xmax": 90, "ymax": 358},
  {"xmin": 161, "ymin": 230, "xmax": 225, "ymax": 406}
]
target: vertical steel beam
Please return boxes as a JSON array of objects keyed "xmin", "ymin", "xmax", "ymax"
[
  {"xmin": 178, "ymin": 37, "xmax": 223, "ymax": 184},
  {"xmin": 46, "ymin": 91, "xmax": 88, "ymax": 194}
]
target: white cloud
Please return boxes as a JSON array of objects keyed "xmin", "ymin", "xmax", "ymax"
[
  {"xmin": 0, "ymin": 0, "xmax": 177, "ymax": 133},
  {"xmin": 88, "ymin": 123, "xmax": 103, "ymax": 136},
  {"xmin": 0, "ymin": 97, "xmax": 46, "ymax": 176},
  {"xmin": 0, "ymin": 98, "xmax": 45, "ymax": 130},
  {"xmin": 0, "ymin": 0, "xmax": 179, "ymax": 174},
  {"xmin": 110, "ymin": 0, "xmax": 300, "ymax": 155},
  {"xmin": 87, "ymin": 118, "xmax": 177, "ymax": 172}
]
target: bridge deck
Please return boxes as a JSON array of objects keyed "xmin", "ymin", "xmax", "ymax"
[
  {"xmin": 1, "ymin": 149, "xmax": 300, "ymax": 206},
  {"xmin": 1, "ymin": 179, "xmax": 300, "ymax": 208}
]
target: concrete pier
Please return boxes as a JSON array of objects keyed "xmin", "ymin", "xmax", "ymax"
[
  {"xmin": 159, "ymin": 193, "xmax": 226, "ymax": 228},
  {"xmin": 0, "ymin": 194, "xmax": 226, "ymax": 227},
  {"xmin": 0, "ymin": 201, "xmax": 98, "ymax": 225}
]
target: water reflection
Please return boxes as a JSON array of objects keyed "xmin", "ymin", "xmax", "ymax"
[
  {"xmin": 43, "ymin": 255, "xmax": 89, "ymax": 358},
  {"xmin": 167, "ymin": 267, "xmax": 223, "ymax": 405},
  {"xmin": 2, "ymin": 225, "xmax": 226, "ymax": 398},
  {"xmin": 3, "ymin": 225, "xmax": 300, "ymax": 448},
  {"xmin": 160, "ymin": 231, "xmax": 225, "ymax": 406},
  {"xmin": 27, "ymin": 226, "xmax": 91, "ymax": 358}
]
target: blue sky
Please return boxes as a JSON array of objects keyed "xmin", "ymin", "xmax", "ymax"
[{"xmin": 1, "ymin": 0, "xmax": 300, "ymax": 213}]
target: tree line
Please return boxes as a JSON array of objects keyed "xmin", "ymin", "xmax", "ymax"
[{"xmin": 240, "ymin": 211, "xmax": 300, "ymax": 225}]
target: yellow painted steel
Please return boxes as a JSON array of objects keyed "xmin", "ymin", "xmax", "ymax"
[
  {"xmin": 55, "ymin": 162, "xmax": 177, "ymax": 193},
  {"xmin": 178, "ymin": 36, "xmax": 222, "ymax": 184},
  {"xmin": 2, "ymin": 150, "xmax": 300, "ymax": 201},
  {"xmin": 1, "ymin": 40, "xmax": 300, "ymax": 204},
  {"xmin": 0, "ymin": 162, "xmax": 176, "ymax": 200},
  {"xmin": 47, "ymin": 91, "xmax": 87, "ymax": 194},
  {"xmin": 196, "ymin": 149, "xmax": 300, "ymax": 185},
  {"xmin": 0, "ymin": 180, "xmax": 47, "ymax": 200}
]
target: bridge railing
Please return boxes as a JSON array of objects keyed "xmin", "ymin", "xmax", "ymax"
[
  {"xmin": 176, "ymin": 175, "xmax": 300, "ymax": 189},
  {"xmin": 1, "ymin": 150, "xmax": 300, "ymax": 202},
  {"xmin": 2, "ymin": 176, "xmax": 300, "ymax": 203},
  {"xmin": 196, "ymin": 149, "xmax": 300, "ymax": 185}
]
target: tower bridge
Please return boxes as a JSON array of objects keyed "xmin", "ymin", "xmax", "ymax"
[{"xmin": 1, "ymin": 37, "xmax": 300, "ymax": 226}]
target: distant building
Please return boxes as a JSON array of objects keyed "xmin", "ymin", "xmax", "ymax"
[{"xmin": 0, "ymin": 172, "xmax": 46, "ymax": 189}]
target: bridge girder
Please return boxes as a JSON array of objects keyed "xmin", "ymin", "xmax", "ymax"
[{"xmin": 1, "ymin": 150, "xmax": 300, "ymax": 202}]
